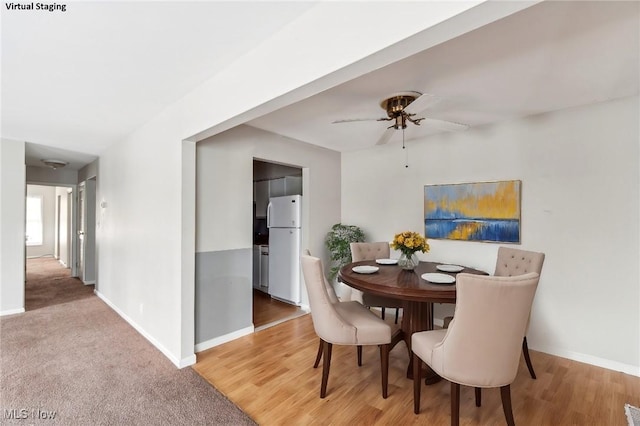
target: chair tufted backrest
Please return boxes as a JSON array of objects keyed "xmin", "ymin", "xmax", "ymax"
[
  {"xmin": 494, "ymin": 247, "xmax": 545, "ymax": 277},
  {"xmin": 350, "ymin": 242, "xmax": 390, "ymax": 262}
]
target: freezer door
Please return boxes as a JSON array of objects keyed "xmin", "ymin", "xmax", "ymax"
[
  {"xmin": 267, "ymin": 195, "xmax": 302, "ymax": 228},
  {"xmin": 268, "ymin": 228, "xmax": 301, "ymax": 305}
]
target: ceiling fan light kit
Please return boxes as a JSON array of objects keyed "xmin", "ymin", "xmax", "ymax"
[
  {"xmin": 333, "ymin": 90, "xmax": 469, "ymax": 147},
  {"xmin": 41, "ymin": 159, "xmax": 68, "ymax": 169},
  {"xmin": 381, "ymin": 91, "xmax": 420, "ymax": 116},
  {"xmin": 379, "ymin": 91, "xmax": 425, "ymax": 129}
]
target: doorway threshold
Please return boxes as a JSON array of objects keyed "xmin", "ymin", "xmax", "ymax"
[{"xmin": 254, "ymin": 309, "xmax": 309, "ymax": 332}]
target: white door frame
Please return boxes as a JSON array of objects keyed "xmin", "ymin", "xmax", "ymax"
[{"xmin": 24, "ymin": 182, "xmax": 79, "ymax": 277}]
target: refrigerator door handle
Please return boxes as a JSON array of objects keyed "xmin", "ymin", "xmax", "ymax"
[{"xmin": 266, "ymin": 202, "xmax": 272, "ymax": 228}]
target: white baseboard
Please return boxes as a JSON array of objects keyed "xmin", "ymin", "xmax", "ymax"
[
  {"xmin": 58, "ymin": 259, "xmax": 68, "ymax": 267},
  {"xmin": 0, "ymin": 307, "xmax": 25, "ymax": 316},
  {"xmin": 94, "ymin": 290, "xmax": 194, "ymax": 369},
  {"xmin": 83, "ymin": 280, "xmax": 95, "ymax": 285},
  {"xmin": 178, "ymin": 354, "xmax": 196, "ymax": 368},
  {"xmin": 533, "ymin": 343, "xmax": 640, "ymax": 377},
  {"xmin": 194, "ymin": 326, "xmax": 254, "ymax": 353},
  {"xmin": 432, "ymin": 315, "xmax": 639, "ymax": 377}
]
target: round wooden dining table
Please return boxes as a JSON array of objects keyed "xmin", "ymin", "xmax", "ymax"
[{"xmin": 339, "ymin": 260, "xmax": 487, "ymax": 382}]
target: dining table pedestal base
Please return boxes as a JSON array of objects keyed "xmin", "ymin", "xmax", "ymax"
[{"xmin": 401, "ymin": 301, "xmax": 441, "ymax": 384}]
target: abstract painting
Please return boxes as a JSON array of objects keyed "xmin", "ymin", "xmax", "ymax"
[{"xmin": 424, "ymin": 180, "xmax": 521, "ymax": 243}]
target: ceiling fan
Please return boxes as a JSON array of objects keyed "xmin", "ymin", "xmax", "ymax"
[{"xmin": 332, "ymin": 91, "xmax": 469, "ymax": 146}]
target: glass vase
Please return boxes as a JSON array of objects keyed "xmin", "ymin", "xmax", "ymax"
[{"xmin": 398, "ymin": 252, "xmax": 419, "ymax": 271}]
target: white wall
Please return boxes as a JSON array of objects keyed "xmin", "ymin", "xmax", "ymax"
[
  {"xmin": 341, "ymin": 96, "xmax": 640, "ymax": 374},
  {"xmin": 194, "ymin": 127, "xmax": 340, "ymax": 345},
  {"xmin": 96, "ymin": 114, "xmax": 188, "ymax": 365},
  {"xmin": 0, "ymin": 139, "xmax": 25, "ymax": 315},
  {"xmin": 197, "ymin": 125, "xmax": 341, "ymax": 276},
  {"xmin": 26, "ymin": 185, "xmax": 56, "ymax": 258}
]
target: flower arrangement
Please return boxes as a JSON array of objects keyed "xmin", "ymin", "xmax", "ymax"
[
  {"xmin": 391, "ymin": 231, "xmax": 430, "ymax": 257},
  {"xmin": 391, "ymin": 231, "xmax": 429, "ymax": 270}
]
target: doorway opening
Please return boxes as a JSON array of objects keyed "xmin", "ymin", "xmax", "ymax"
[
  {"xmin": 24, "ymin": 184, "xmax": 93, "ymax": 311},
  {"xmin": 252, "ymin": 159, "xmax": 307, "ymax": 330}
]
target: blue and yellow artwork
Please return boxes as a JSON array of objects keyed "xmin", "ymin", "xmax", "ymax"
[{"xmin": 424, "ymin": 180, "xmax": 521, "ymax": 243}]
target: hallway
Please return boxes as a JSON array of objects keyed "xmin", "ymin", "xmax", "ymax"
[{"xmin": 25, "ymin": 257, "xmax": 93, "ymax": 311}]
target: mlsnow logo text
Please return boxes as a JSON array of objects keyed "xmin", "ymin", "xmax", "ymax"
[{"xmin": 3, "ymin": 408, "xmax": 57, "ymax": 420}]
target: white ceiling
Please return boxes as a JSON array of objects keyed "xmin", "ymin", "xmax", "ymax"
[
  {"xmin": 249, "ymin": 1, "xmax": 639, "ymax": 151},
  {"xmin": 2, "ymin": 1, "xmax": 316, "ymax": 166},
  {"xmin": 2, "ymin": 2, "xmax": 639, "ymax": 169}
]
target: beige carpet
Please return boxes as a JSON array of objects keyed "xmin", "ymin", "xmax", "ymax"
[
  {"xmin": 1, "ymin": 258, "xmax": 255, "ymax": 425},
  {"xmin": 24, "ymin": 256, "xmax": 94, "ymax": 311}
]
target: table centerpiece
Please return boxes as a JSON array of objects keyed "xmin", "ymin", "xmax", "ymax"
[{"xmin": 391, "ymin": 231, "xmax": 430, "ymax": 271}]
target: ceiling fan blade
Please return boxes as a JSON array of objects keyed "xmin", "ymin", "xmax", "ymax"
[
  {"xmin": 375, "ymin": 127, "xmax": 396, "ymax": 145},
  {"xmin": 332, "ymin": 117, "xmax": 386, "ymax": 124},
  {"xmin": 404, "ymin": 93, "xmax": 441, "ymax": 115},
  {"xmin": 419, "ymin": 117, "xmax": 469, "ymax": 132}
]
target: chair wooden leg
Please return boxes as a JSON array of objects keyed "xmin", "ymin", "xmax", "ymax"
[
  {"xmin": 395, "ymin": 308, "xmax": 399, "ymax": 324},
  {"xmin": 500, "ymin": 384, "xmax": 515, "ymax": 426},
  {"xmin": 381, "ymin": 307, "xmax": 386, "ymax": 320},
  {"xmin": 413, "ymin": 353, "xmax": 422, "ymax": 414},
  {"xmin": 320, "ymin": 341, "xmax": 333, "ymax": 398},
  {"xmin": 357, "ymin": 345, "xmax": 363, "ymax": 367},
  {"xmin": 522, "ymin": 336, "xmax": 537, "ymax": 379},
  {"xmin": 380, "ymin": 344, "xmax": 390, "ymax": 398},
  {"xmin": 451, "ymin": 382, "xmax": 460, "ymax": 426},
  {"xmin": 475, "ymin": 387, "xmax": 482, "ymax": 407},
  {"xmin": 313, "ymin": 339, "xmax": 323, "ymax": 368}
]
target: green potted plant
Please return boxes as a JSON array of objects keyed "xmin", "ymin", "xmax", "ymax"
[{"xmin": 325, "ymin": 223, "xmax": 365, "ymax": 281}]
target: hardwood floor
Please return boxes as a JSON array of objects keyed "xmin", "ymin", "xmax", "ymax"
[
  {"xmin": 194, "ymin": 313, "xmax": 640, "ymax": 425},
  {"xmin": 252, "ymin": 289, "xmax": 302, "ymax": 329}
]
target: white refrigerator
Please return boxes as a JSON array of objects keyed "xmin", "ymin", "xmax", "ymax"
[{"xmin": 267, "ymin": 195, "xmax": 302, "ymax": 305}]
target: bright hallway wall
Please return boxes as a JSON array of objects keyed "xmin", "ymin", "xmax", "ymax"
[{"xmin": 341, "ymin": 95, "xmax": 640, "ymax": 375}]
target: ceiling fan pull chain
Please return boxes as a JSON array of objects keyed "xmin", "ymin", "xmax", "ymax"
[{"xmin": 403, "ymin": 127, "xmax": 409, "ymax": 168}]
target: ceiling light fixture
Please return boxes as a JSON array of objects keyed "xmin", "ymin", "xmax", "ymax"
[{"xmin": 41, "ymin": 159, "xmax": 68, "ymax": 170}]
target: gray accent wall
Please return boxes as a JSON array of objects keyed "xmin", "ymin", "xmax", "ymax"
[{"xmin": 195, "ymin": 248, "xmax": 253, "ymax": 345}]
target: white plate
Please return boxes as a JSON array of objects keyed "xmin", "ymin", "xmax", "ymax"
[
  {"xmin": 436, "ymin": 264, "xmax": 464, "ymax": 273},
  {"xmin": 352, "ymin": 265, "xmax": 380, "ymax": 274},
  {"xmin": 376, "ymin": 258, "xmax": 398, "ymax": 265},
  {"xmin": 421, "ymin": 273, "xmax": 456, "ymax": 284}
]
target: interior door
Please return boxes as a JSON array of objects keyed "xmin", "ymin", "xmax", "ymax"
[{"xmin": 77, "ymin": 183, "xmax": 85, "ymax": 279}]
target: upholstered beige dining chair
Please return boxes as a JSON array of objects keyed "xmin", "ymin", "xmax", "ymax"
[
  {"xmin": 412, "ymin": 272, "xmax": 540, "ymax": 426},
  {"xmin": 494, "ymin": 246, "xmax": 545, "ymax": 379},
  {"xmin": 303, "ymin": 249, "xmax": 343, "ymax": 369},
  {"xmin": 350, "ymin": 242, "xmax": 403, "ymax": 323},
  {"xmin": 301, "ymin": 254, "xmax": 393, "ymax": 398}
]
